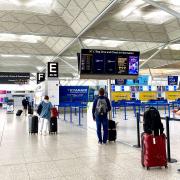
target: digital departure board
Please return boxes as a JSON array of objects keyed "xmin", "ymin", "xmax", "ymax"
[
  {"xmin": 80, "ymin": 49, "xmax": 139, "ymax": 79},
  {"xmin": 168, "ymin": 76, "xmax": 178, "ymax": 85}
]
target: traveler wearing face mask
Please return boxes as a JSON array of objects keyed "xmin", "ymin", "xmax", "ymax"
[{"xmin": 39, "ymin": 95, "xmax": 53, "ymax": 135}]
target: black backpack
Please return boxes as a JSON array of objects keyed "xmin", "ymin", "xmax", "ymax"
[{"xmin": 143, "ymin": 107, "xmax": 164, "ymax": 135}]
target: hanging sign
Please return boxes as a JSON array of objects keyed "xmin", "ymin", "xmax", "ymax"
[
  {"xmin": 37, "ymin": 73, "xmax": 45, "ymax": 84},
  {"xmin": 48, "ymin": 62, "xmax": 58, "ymax": 78}
]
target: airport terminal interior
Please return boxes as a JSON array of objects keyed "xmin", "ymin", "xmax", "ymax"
[{"xmin": 0, "ymin": 0, "xmax": 180, "ymax": 179}]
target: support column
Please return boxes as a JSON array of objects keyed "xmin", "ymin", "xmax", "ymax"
[{"xmin": 107, "ymin": 79, "xmax": 112, "ymax": 120}]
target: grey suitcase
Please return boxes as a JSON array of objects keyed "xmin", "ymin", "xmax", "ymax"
[{"xmin": 29, "ymin": 115, "xmax": 38, "ymax": 134}]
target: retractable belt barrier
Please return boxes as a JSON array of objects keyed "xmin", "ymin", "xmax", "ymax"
[
  {"xmin": 112, "ymin": 100, "xmax": 170, "ymax": 120},
  {"xmin": 57, "ymin": 104, "xmax": 87, "ymax": 126},
  {"xmin": 135, "ymin": 113, "xmax": 177, "ymax": 164}
]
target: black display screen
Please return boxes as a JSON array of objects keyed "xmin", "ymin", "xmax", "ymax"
[
  {"xmin": 80, "ymin": 49, "xmax": 139, "ymax": 75},
  {"xmin": 0, "ymin": 72, "xmax": 30, "ymax": 84}
]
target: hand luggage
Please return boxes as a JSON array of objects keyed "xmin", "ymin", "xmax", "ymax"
[
  {"xmin": 141, "ymin": 133, "xmax": 167, "ymax": 169},
  {"xmin": 49, "ymin": 117, "xmax": 57, "ymax": 134},
  {"xmin": 108, "ymin": 120, "xmax": 116, "ymax": 142},
  {"xmin": 37, "ymin": 103, "xmax": 43, "ymax": 115},
  {"xmin": 16, "ymin": 110, "xmax": 23, "ymax": 116},
  {"xmin": 51, "ymin": 107, "xmax": 58, "ymax": 118},
  {"xmin": 143, "ymin": 107, "xmax": 164, "ymax": 135},
  {"xmin": 29, "ymin": 115, "xmax": 38, "ymax": 134},
  {"xmin": 28, "ymin": 105, "xmax": 34, "ymax": 115}
]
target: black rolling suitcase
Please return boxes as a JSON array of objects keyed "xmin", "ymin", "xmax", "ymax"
[
  {"xmin": 28, "ymin": 105, "xmax": 34, "ymax": 115},
  {"xmin": 29, "ymin": 115, "xmax": 38, "ymax": 134},
  {"xmin": 16, "ymin": 110, "xmax": 23, "ymax": 116},
  {"xmin": 49, "ymin": 117, "xmax": 57, "ymax": 134},
  {"xmin": 108, "ymin": 120, "xmax": 117, "ymax": 142}
]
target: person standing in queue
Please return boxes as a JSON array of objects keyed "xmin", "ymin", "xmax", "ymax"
[
  {"xmin": 39, "ymin": 95, "xmax": 53, "ymax": 135},
  {"xmin": 22, "ymin": 97, "xmax": 29, "ymax": 116},
  {"xmin": 92, "ymin": 88, "xmax": 111, "ymax": 144}
]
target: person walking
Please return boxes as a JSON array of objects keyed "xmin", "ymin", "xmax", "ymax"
[
  {"xmin": 39, "ymin": 95, "xmax": 53, "ymax": 135},
  {"xmin": 22, "ymin": 97, "xmax": 29, "ymax": 116},
  {"xmin": 92, "ymin": 88, "xmax": 111, "ymax": 144}
]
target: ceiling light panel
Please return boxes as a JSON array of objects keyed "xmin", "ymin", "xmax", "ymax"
[
  {"xmin": 153, "ymin": 0, "xmax": 180, "ymax": 13},
  {"xmin": 1, "ymin": 54, "xmax": 31, "ymax": 58},
  {"xmin": 83, "ymin": 39, "xmax": 125, "ymax": 48},
  {"xmin": 0, "ymin": 0, "xmax": 54, "ymax": 14},
  {"xmin": 114, "ymin": 0, "xmax": 174, "ymax": 24},
  {"xmin": 0, "ymin": 33, "xmax": 42, "ymax": 43}
]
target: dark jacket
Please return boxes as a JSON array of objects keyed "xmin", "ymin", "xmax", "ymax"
[
  {"xmin": 22, "ymin": 99, "xmax": 29, "ymax": 108},
  {"xmin": 92, "ymin": 96, "xmax": 111, "ymax": 120}
]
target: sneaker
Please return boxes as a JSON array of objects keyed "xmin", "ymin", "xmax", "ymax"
[{"xmin": 98, "ymin": 141, "xmax": 102, "ymax": 144}]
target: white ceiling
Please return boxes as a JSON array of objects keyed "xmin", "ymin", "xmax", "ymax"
[{"xmin": 0, "ymin": 0, "xmax": 179, "ymax": 78}]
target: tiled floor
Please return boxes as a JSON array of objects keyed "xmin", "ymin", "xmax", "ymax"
[{"xmin": 0, "ymin": 109, "xmax": 180, "ymax": 180}]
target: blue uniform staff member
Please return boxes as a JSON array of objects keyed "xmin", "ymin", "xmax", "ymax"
[{"xmin": 92, "ymin": 88, "xmax": 111, "ymax": 144}]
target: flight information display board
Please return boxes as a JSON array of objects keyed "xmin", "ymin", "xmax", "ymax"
[
  {"xmin": 168, "ymin": 76, "xmax": 178, "ymax": 85},
  {"xmin": 80, "ymin": 49, "xmax": 139, "ymax": 79}
]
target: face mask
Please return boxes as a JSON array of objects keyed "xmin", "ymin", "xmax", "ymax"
[{"xmin": 44, "ymin": 99, "xmax": 49, "ymax": 103}]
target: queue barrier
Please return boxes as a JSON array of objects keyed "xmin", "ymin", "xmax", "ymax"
[
  {"xmin": 57, "ymin": 103, "xmax": 87, "ymax": 126},
  {"xmin": 135, "ymin": 113, "xmax": 177, "ymax": 164},
  {"xmin": 112, "ymin": 100, "xmax": 170, "ymax": 120},
  {"xmin": 112, "ymin": 100, "xmax": 141, "ymax": 120}
]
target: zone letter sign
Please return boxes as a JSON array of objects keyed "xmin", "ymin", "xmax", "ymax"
[
  {"xmin": 37, "ymin": 73, "xmax": 45, "ymax": 84},
  {"xmin": 48, "ymin": 62, "xmax": 59, "ymax": 78}
]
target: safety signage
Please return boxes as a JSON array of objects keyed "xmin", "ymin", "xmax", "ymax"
[
  {"xmin": 165, "ymin": 91, "xmax": 180, "ymax": 101},
  {"xmin": 112, "ymin": 92, "xmax": 131, "ymax": 102},
  {"xmin": 48, "ymin": 62, "xmax": 58, "ymax": 78},
  {"xmin": 139, "ymin": 92, "xmax": 157, "ymax": 101},
  {"xmin": 37, "ymin": 73, "xmax": 45, "ymax": 84}
]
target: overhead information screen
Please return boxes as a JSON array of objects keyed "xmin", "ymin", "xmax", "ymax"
[
  {"xmin": 80, "ymin": 49, "xmax": 139, "ymax": 79},
  {"xmin": 168, "ymin": 76, "xmax": 178, "ymax": 85},
  {"xmin": 0, "ymin": 72, "xmax": 30, "ymax": 84}
]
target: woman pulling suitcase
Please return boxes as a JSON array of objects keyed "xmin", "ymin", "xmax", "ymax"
[{"xmin": 38, "ymin": 95, "xmax": 53, "ymax": 135}]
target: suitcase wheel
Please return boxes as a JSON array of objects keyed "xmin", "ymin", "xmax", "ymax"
[
  {"xmin": 165, "ymin": 165, "xmax": 168, "ymax": 169},
  {"xmin": 146, "ymin": 167, "xmax": 149, "ymax": 170}
]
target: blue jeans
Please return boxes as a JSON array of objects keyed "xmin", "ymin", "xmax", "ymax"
[{"xmin": 96, "ymin": 116, "xmax": 108, "ymax": 143}]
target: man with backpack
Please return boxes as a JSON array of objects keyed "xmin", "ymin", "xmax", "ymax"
[{"xmin": 92, "ymin": 88, "xmax": 111, "ymax": 144}]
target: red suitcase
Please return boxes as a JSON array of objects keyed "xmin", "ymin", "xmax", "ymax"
[
  {"xmin": 51, "ymin": 107, "xmax": 58, "ymax": 118},
  {"xmin": 141, "ymin": 133, "xmax": 167, "ymax": 169}
]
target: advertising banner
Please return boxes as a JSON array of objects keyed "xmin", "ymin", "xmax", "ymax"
[
  {"xmin": 59, "ymin": 86, "xmax": 89, "ymax": 105},
  {"xmin": 139, "ymin": 92, "xmax": 157, "ymax": 101},
  {"xmin": 112, "ymin": 92, "xmax": 131, "ymax": 102},
  {"xmin": 165, "ymin": 91, "xmax": 180, "ymax": 101},
  {"xmin": 115, "ymin": 75, "xmax": 148, "ymax": 85}
]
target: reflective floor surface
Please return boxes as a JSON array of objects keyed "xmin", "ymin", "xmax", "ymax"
[{"xmin": 0, "ymin": 109, "xmax": 180, "ymax": 180}]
